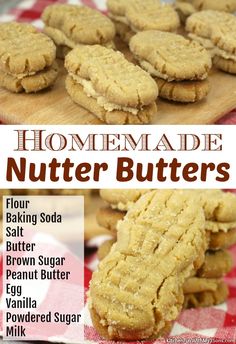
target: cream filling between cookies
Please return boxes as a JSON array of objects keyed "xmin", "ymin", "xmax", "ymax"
[
  {"xmin": 189, "ymin": 34, "xmax": 236, "ymax": 61},
  {"xmin": 70, "ymin": 74, "xmax": 140, "ymax": 115},
  {"xmin": 188, "ymin": 34, "xmax": 215, "ymax": 51},
  {"xmin": 213, "ymin": 47, "xmax": 236, "ymax": 62},
  {"xmin": 139, "ymin": 59, "xmax": 208, "ymax": 82},
  {"xmin": 139, "ymin": 60, "xmax": 175, "ymax": 81}
]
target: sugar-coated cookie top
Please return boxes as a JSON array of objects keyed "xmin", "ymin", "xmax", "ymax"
[
  {"xmin": 90, "ymin": 190, "xmax": 206, "ymax": 340},
  {"xmin": 100, "ymin": 189, "xmax": 151, "ymax": 210},
  {"xmin": 186, "ymin": 10, "xmax": 236, "ymax": 53},
  {"xmin": 65, "ymin": 45, "xmax": 158, "ymax": 107},
  {"xmin": 0, "ymin": 22, "xmax": 56, "ymax": 75},
  {"xmin": 107, "ymin": 0, "xmax": 161, "ymax": 16},
  {"xmin": 130, "ymin": 31, "xmax": 212, "ymax": 81},
  {"xmin": 42, "ymin": 4, "xmax": 115, "ymax": 45},
  {"xmin": 126, "ymin": 3, "xmax": 180, "ymax": 32}
]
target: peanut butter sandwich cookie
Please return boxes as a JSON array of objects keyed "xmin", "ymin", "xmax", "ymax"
[
  {"xmin": 97, "ymin": 238, "xmax": 232, "ymax": 309},
  {"xmin": 183, "ymin": 250, "xmax": 230, "ymax": 310},
  {"xmin": 65, "ymin": 45, "xmax": 158, "ymax": 124},
  {"xmin": 179, "ymin": 0, "xmax": 236, "ymax": 12},
  {"xmin": 99, "ymin": 189, "xmax": 236, "ymax": 240},
  {"xmin": 100, "ymin": 189, "xmax": 236, "ymax": 219},
  {"xmin": 130, "ymin": 31, "xmax": 212, "ymax": 103},
  {"xmin": 186, "ymin": 10, "xmax": 236, "ymax": 74},
  {"xmin": 97, "ymin": 189, "xmax": 235, "ymax": 312},
  {"xmin": 89, "ymin": 190, "xmax": 207, "ymax": 340},
  {"xmin": 98, "ymin": 199, "xmax": 236, "ymax": 251},
  {"xmin": 107, "ymin": 0, "xmax": 180, "ymax": 44},
  {"xmin": 0, "ymin": 22, "xmax": 58, "ymax": 93},
  {"xmin": 42, "ymin": 4, "xmax": 115, "ymax": 59}
]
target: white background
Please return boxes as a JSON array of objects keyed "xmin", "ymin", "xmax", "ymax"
[{"xmin": 0, "ymin": 125, "xmax": 235, "ymax": 189}]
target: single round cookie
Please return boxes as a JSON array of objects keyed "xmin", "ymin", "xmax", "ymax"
[
  {"xmin": 0, "ymin": 61, "xmax": 58, "ymax": 93},
  {"xmin": 156, "ymin": 78, "xmax": 210, "ymax": 103},
  {"xmin": 130, "ymin": 31, "xmax": 212, "ymax": 81},
  {"xmin": 0, "ymin": 22, "xmax": 56, "ymax": 75},
  {"xmin": 126, "ymin": 3, "xmax": 180, "ymax": 32}
]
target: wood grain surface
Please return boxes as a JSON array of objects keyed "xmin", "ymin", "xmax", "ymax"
[{"xmin": 0, "ymin": 48, "xmax": 236, "ymax": 125}]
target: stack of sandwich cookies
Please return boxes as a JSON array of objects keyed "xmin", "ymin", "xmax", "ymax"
[
  {"xmin": 65, "ymin": 45, "xmax": 158, "ymax": 124},
  {"xmin": 97, "ymin": 189, "xmax": 236, "ymax": 310},
  {"xmin": 186, "ymin": 11, "xmax": 236, "ymax": 74},
  {"xmin": 97, "ymin": 216, "xmax": 233, "ymax": 310},
  {"xmin": 42, "ymin": 4, "xmax": 116, "ymax": 59},
  {"xmin": 183, "ymin": 249, "xmax": 232, "ymax": 308},
  {"xmin": 90, "ymin": 190, "xmax": 207, "ymax": 340},
  {"xmin": 107, "ymin": 0, "xmax": 180, "ymax": 44},
  {"xmin": 129, "ymin": 30, "xmax": 212, "ymax": 103},
  {"xmin": 0, "ymin": 22, "xmax": 58, "ymax": 93}
]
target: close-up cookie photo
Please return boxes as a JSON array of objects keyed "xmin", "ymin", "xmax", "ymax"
[
  {"xmin": 0, "ymin": 0, "xmax": 236, "ymax": 124},
  {"xmin": 0, "ymin": 188, "xmax": 236, "ymax": 343}
]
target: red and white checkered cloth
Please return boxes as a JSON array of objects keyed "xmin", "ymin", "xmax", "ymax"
[
  {"xmin": 0, "ymin": 234, "xmax": 236, "ymax": 344},
  {"xmin": 84, "ymin": 244, "xmax": 236, "ymax": 344},
  {"xmin": 0, "ymin": 0, "xmax": 235, "ymax": 125},
  {"xmin": 0, "ymin": 229, "xmax": 85, "ymax": 342},
  {"xmin": 0, "ymin": 233, "xmax": 236, "ymax": 344}
]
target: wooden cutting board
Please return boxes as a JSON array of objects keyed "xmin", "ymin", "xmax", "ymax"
[{"xmin": 1, "ymin": 46, "xmax": 236, "ymax": 125}]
